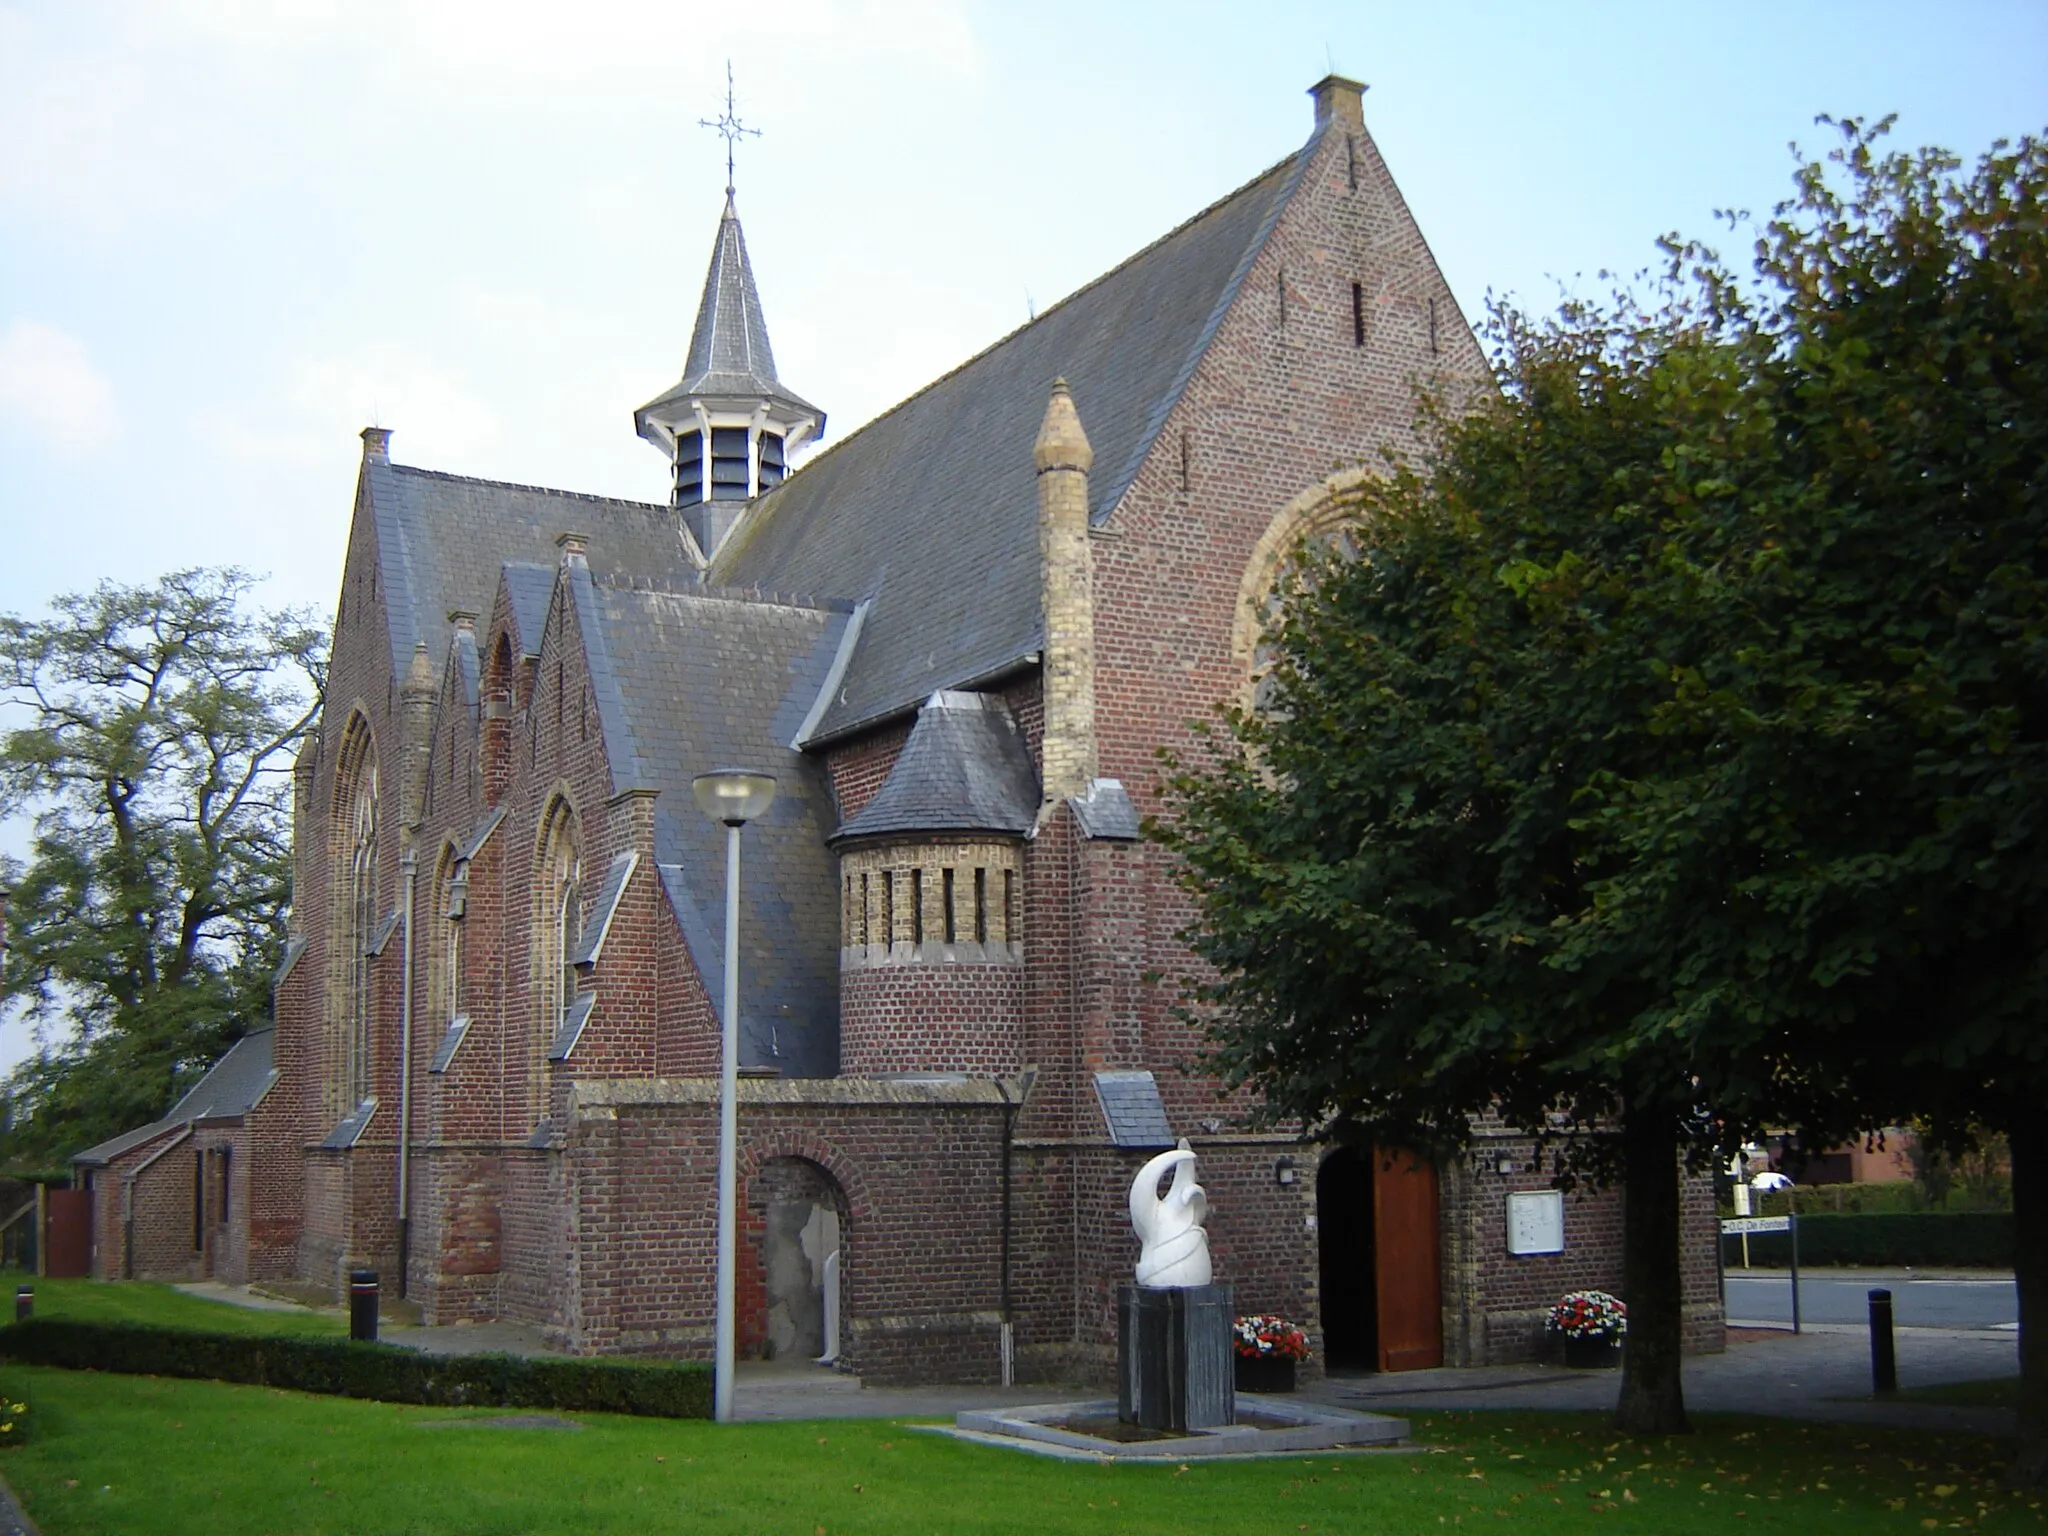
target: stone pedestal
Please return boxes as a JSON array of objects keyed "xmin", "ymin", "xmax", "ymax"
[{"xmin": 1117, "ymin": 1283, "xmax": 1234, "ymax": 1431}]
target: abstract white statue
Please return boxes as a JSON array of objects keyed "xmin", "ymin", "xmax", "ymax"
[{"xmin": 1129, "ymin": 1137, "xmax": 1212, "ymax": 1288}]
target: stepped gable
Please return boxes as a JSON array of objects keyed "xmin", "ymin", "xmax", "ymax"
[
  {"xmin": 710, "ymin": 150, "xmax": 1312, "ymax": 743},
  {"xmin": 572, "ymin": 573, "xmax": 852, "ymax": 1078},
  {"xmin": 362, "ymin": 457, "xmax": 691, "ymax": 676},
  {"xmin": 833, "ymin": 691, "xmax": 1038, "ymax": 843}
]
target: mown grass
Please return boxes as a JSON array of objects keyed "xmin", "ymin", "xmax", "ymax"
[
  {"xmin": 0, "ymin": 1271, "xmax": 345, "ymax": 1339},
  {"xmin": 1888, "ymin": 1377, "xmax": 2022, "ymax": 1410},
  {"xmin": 0, "ymin": 1366, "xmax": 2041, "ymax": 1535}
]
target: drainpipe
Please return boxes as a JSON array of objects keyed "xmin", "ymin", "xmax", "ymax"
[
  {"xmin": 994, "ymin": 1069, "xmax": 1034, "ymax": 1387},
  {"xmin": 995, "ymin": 1077, "xmax": 1015, "ymax": 1385},
  {"xmin": 396, "ymin": 849, "xmax": 418, "ymax": 1296}
]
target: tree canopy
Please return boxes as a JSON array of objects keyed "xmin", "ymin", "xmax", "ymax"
[
  {"xmin": 1156, "ymin": 118, "xmax": 2046, "ymax": 1454},
  {"xmin": 0, "ymin": 568, "xmax": 325, "ymax": 1169}
]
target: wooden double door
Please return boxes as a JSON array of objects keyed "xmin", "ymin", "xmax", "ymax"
[{"xmin": 1317, "ymin": 1146, "xmax": 1443, "ymax": 1372}]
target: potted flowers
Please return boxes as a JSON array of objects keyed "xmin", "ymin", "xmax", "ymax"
[
  {"xmin": 1547, "ymin": 1290, "xmax": 1627, "ymax": 1368},
  {"xmin": 1233, "ymin": 1314, "xmax": 1310, "ymax": 1393}
]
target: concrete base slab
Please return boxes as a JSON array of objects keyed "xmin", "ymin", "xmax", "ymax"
[{"xmin": 951, "ymin": 1394, "xmax": 1407, "ymax": 1462}]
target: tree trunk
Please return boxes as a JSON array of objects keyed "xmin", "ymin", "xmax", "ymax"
[
  {"xmin": 2009, "ymin": 1113, "xmax": 2047, "ymax": 1489},
  {"xmin": 1614, "ymin": 1102, "xmax": 1691, "ymax": 1435}
]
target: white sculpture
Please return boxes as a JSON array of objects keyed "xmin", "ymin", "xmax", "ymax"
[{"xmin": 1129, "ymin": 1138, "xmax": 1212, "ymax": 1288}]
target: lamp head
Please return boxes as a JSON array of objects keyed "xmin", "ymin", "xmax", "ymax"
[{"xmin": 693, "ymin": 769, "xmax": 778, "ymax": 827}]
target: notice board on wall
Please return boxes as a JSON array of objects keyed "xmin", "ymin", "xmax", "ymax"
[{"xmin": 1506, "ymin": 1189, "xmax": 1565, "ymax": 1255}]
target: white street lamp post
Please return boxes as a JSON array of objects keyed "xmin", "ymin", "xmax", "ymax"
[{"xmin": 691, "ymin": 768, "xmax": 777, "ymax": 1424}]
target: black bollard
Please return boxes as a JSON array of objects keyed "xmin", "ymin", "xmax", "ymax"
[
  {"xmin": 1869, "ymin": 1288, "xmax": 1897, "ymax": 1395},
  {"xmin": 14, "ymin": 1286, "xmax": 30, "ymax": 1322},
  {"xmin": 349, "ymin": 1269, "xmax": 379, "ymax": 1343}
]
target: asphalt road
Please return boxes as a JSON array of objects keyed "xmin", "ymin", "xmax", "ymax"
[{"xmin": 1724, "ymin": 1271, "xmax": 2017, "ymax": 1329}]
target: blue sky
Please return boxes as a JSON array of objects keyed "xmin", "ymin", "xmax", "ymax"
[{"xmin": 1, "ymin": 0, "xmax": 2045, "ymax": 1066}]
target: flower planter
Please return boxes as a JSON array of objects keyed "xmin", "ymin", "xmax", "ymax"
[
  {"xmin": 1559, "ymin": 1334, "xmax": 1623, "ymax": 1370},
  {"xmin": 1234, "ymin": 1354, "xmax": 1297, "ymax": 1394}
]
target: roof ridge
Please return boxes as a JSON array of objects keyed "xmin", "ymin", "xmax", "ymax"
[
  {"xmin": 736, "ymin": 150, "xmax": 1301, "ymax": 513},
  {"xmin": 388, "ymin": 461, "xmax": 671, "ymax": 514}
]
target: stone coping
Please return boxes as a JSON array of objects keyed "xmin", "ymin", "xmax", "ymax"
[
  {"xmin": 952, "ymin": 1395, "xmax": 1408, "ymax": 1462},
  {"xmin": 570, "ymin": 1071, "xmax": 1030, "ymax": 1114}
]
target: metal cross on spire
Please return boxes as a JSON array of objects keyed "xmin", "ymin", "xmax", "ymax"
[{"xmin": 699, "ymin": 61, "xmax": 760, "ymax": 197}]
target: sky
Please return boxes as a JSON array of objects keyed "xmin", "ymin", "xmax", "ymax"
[{"xmin": 1, "ymin": 0, "xmax": 2045, "ymax": 1070}]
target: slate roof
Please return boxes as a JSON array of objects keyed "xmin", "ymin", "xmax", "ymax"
[
  {"xmin": 574, "ymin": 573, "xmax": 852, "ymax": 1077},
  {"xmin": 502, "ymin": 562, "xmax": 559, "ymax": 659},
  {"xmin": 635, "ymin": 193, "xmax": 823, "ymax": 435},
  {"xmin": 834, "ymin": 691, "xmax": 1038, "ymax": 843},
  {"xmin": 363, "ymin": 458, "xmax": 692, "ymax": 677},
  {"xmin": 73, "ymin": 1028, "xmax": 278, "ymax": 1166},
  {"xmin": 711, "ymin": 146, "xmax": 1313, "ymax": 742},
  {"xmin": 1094, "ymin": 1070, "xmax": 1176, "ymax": 1149}
]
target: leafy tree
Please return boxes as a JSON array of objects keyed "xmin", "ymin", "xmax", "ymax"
[
  {"xmin": 1158, "ymin": 120, "xmax": 2046, "ymax": 1452},
  {"xmin": 1158, "ymin": 293, "xmax": 1785, "ymax": 1435},
  {"xmin": 1729, "ymin": 119, "xmax": 2048, "ymax": 1483},
  {"xmin": 0, "ymin": 568, "xmax": 325, "ymax": 1168}
]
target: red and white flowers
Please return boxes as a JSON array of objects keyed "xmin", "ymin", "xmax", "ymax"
[
  {"xmin": 1547, "ymin": 1290, "xmax": 1628, "ymax": 1341},
  {"xmin": 1233, "ymin": 1314, "xmax": 1310, "ymax": 1361}
]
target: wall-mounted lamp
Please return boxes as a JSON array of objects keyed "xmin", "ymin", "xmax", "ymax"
[
  {"xmin": 1274, "ymin": 1155, "xmax": 1298, "ymax": 1188},
  {"xmin": 1496, "ymin": 1155, "xmax": 1517, "ymax": 1176}
]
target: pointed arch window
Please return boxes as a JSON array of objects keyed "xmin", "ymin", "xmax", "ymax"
[
  {"xmin": 331, "ymin": 717, "xmax": 379, "ymax": 1118},
  {"xmin": 535, "ymin": 800, "xmax": 582, "ymax": 1110}
]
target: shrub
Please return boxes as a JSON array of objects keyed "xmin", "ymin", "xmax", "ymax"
[
  {"xmin": 0, "ymin": 1320, "xmax": 711, "ymax": 1419},
  {"xmin": 1720, "ymin": 1211, "xmax": 2013, "ymax": 1269}
]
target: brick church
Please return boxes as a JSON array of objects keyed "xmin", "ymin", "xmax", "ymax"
[{"xmin": 75, "ymin": 77, "xmax": 1724, "ymax": 1380}]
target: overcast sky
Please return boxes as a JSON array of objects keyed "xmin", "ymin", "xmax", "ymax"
[{"xmin": 2, "ymin": 1, "xmax": 2045, "ymax": 1069}]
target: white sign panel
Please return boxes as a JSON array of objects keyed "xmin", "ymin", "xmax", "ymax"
[
  {"xmin": 1505, "ymin": 1190, "xmax": 1565, "ymax": 1255},
  {"xmin": 1719, "ymin": 1215, "xmax": 1792, "ymax": 1235}
]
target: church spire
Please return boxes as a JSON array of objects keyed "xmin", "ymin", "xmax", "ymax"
[{"xmin": 634, "ymin": 74, "xmax": 824, "ymax": 563}]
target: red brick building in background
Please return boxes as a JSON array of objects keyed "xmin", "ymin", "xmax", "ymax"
[{"xmin": 96, "ymin": 78, "xmax": 1723, "ymax": 1380}]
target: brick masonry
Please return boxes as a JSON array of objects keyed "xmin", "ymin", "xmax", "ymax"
[{"xmin": 227, "ymin": 76, "xmax": 1726, "ymax": 1382}]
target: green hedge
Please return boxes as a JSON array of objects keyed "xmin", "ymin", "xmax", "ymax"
[
  {"xmin": 1721, "ymin": 1211, "xmax": 2013, "ymax": 1269},
  {"xmin": 0, "ymin": 1319, "xmax": 710, "ymax": 1418}
]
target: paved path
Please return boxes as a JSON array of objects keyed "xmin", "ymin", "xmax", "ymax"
[
  {"xmin": 713, "ymin": 1329, "xmax": 2020, "ymax": 1434},
  {"xmin": 162, "ymin": 1278, "xmax": 2022, "ymax": 1436}
]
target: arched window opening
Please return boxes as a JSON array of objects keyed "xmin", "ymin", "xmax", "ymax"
[
  {"xmin": 534, "ymin": 799, "xmax": 582, "ymax": 1112},
  {"xmin": 330, "ymin": 715, "xmax": 379, "ymax": 1120},
  {"xmin": 482, "ymin": 633, "xmax": 515, "ymax": 807},
  {"xmin": 434, "ymin": 846, "xmax": 464, "ymax": 1026}
]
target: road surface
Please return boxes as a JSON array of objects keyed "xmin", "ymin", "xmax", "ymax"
[{"xmin": 1725, "ymin": 1271, "xmax": 2016, "ymax": 1330}]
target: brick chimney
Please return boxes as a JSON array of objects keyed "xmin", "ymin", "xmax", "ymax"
[
  {"xmin": 555, "ymin": 530, "xmax": 590, "ymax": 565},
  {"xmin": 1034, "ymin": 378, "xmax": 1097, "ymax": 808},
  {"xmin": 1309, "ymin": 74, "xmax": 1367, "ymax": 133},
  {"xmin": 361, "ymin": 426, "xmax": 392, "ymax": 462}
]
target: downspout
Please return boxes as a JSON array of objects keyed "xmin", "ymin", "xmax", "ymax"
[
  {"xmin": 396, "ymin": 849, "xmax": 418, "ymax": 1296},
  {"xmin": 993, "ymin": 1067, "xmax": 1034, "ymax": 1387},
  {"xmin": 996, "ymin": 1077, "xmax": 1016, "ymax": 1386}
]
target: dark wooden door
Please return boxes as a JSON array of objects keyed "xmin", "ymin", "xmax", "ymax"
[
  {"xmin": 1371, "ymin": 1149, "xmax": 1443, "ymax": 1371},
  {"xmin": 44, "ymin": 1188, "xmax": 90, "ymax": 1278}
]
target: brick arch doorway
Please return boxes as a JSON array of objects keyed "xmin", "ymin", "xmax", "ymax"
[
  {"xmin": 1317, "ymin": 1146, "xmax": 1443, "ymax": 1372},
  {"xmin": 746, "ymin": 1157, "xmax": 847, "ymax": 1364}
]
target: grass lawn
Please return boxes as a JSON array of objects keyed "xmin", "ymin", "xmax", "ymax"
[
  {"xmin": 1888, "ymin": 1378, "xmax": 2022, "ymax": 1410},
  {"xmin": 0, "ymin": 1367, "xmax": 2042, "ymax": 1535},
  {"xmin": 0, "ymin": 1271, "xmax": 344, "ymax": 1339}
]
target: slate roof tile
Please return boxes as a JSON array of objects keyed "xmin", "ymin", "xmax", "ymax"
[
  {"xmin": 582, "ymin": 579, "xmax": 850, "ymax": 1077},
  {"xmin": 711, "ymin": 149, "xmax": 1310, "ymax": 741},
  {"xmin": 834, "ymin": 690, "xmax": 1038, "ymax": 842}
]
